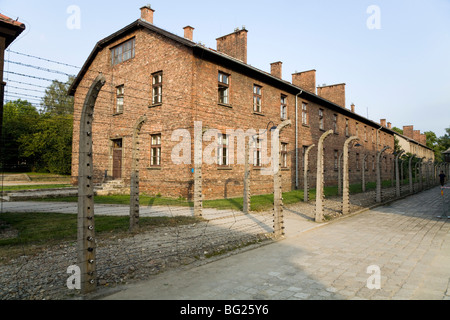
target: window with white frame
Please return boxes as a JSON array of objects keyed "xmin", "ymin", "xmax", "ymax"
[
  {"xmin": 217, "ymin": 134, "xmax": 229, "ymax": 166},
  {"xmin": 218, "ymin": 72, "xmax": 229, "ymax": 104},
  {"xmin": 111, "ymin": 38, "xmax": 135, "ymax": 66},
  {"xmin": 115, "ymin": 85, "xmax": 124, "ymax": 114},
  {"xmin": 253, "ymin": 85, "xmax": 262, "ymax": 113},
  {"xmin": 302, "ymin": 103, "xmax": 308, "ymax": 125},
  {"xmin": 253, "ymin": 138, "xmax": 262, "ymax": 167},
  {"xmin": 151, "ymin": 134, "xmax": 161, "ymax": 167},
  {"xmin": 152, "ymin": 72, "xmax": 162, "ymax": 105},
  {"xmin": 281, "ymin": 143, "xmax": 288, "ymax": 168},
  {"xmin": 319, "ymin": 109, "xmax": 324, "ymax": 130},
  {"xmin": 281, "ymin": 95, "xmax": 287, "ymax": 120}
]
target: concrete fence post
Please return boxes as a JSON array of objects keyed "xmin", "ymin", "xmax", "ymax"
[
  {"xmin": 243, "ymin": 136, "xmax": 251, "ymax": 214},
  {"xmin": 129, "ymin": 115, "xmax": 147, "ymax": 232},
  {"xmin": 343, "ymin": 136, "xmax": 359, "ymax": 216},
  {"xmin": 409, "ymin": 155, "xmax": 415, "ymax": 194},
  {"xmin": 395, "ymin": 151, "xmax": 404, "ymax": 198},
  {"xmin": 194, "ymin": 121, "xmax": 203, "ymax": 217},
  {"xmin": 376, "ymin": 146, "xmax": 390, "ymax": 203},
  {"xmin": 77, "ymin": 74, "xmax": 106, "ymax": 295},
  {"xmin": 338, "ymin": 152, "xmax": 343, "ymax": 196},
  {"xmin": 304, "ymin": 144, "xmax": 315, "ymax": 203},
  {"xmin": 273, "ymin": 120, "xmax": 291, "ymax": 237},
  {"xmin": 362, "ymin": 154, "xmax": 368, "ymax": 193},
  {"xmin": 315, "ymin": 130, "xmax": 333, "ymax": 222}
]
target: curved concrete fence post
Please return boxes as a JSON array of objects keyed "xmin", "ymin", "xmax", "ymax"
[
  {"xmin": 273, "ymin": 120, "xmax": 291, "ymax": 238},
  {"xmin": 304, "ymin": 144, "xmax": 315, "ymax": 202},
  {"xmin": 338, "ymin": 152, "xmax": 343, "ymax": 196},
  {"xmin": 409, "ymin": 154, "xmax": 416, "ymax": 194},
  {"xmin": 77, "ymin": 74, "xmax": 106, "ymax": 295},
  {"xmin": 342, "ymin": 136, "xmax": 359, "ymax": 216},
  {"xmin": 376, "ymin": 146, "xmax": 391, "ymax": 203},
  {"xmin": 315, "ymin": 130, "xmax": 333, "ymax": 222},
  {"xmin": 395, "ymin": 151, "xmax": 404, "ymax": 198},
  {"xmin": 130, "ymin": 115, "xmax": 147, "ymax": 232},
  {"xmin": 362, "ymin": 154, "xmax": 368, "ymax": 193}
]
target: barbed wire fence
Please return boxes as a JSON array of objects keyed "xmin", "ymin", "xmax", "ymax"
[{"xmin": 0, "ymin": 49, "xmax": 446, "ymax": 300}]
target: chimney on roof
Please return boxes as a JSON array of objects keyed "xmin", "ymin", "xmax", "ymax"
[
  {"xmin": 420, "ymin": 133, "xmax": 427, "ymax": 145},
  {"xmin": 270, "ymin": 61, "xmax": 283, "ymax": 79},
  {"xmin": 351, "ymin": 103, "xmax": 355, "ymax": 113},
  {"xmin": 317, "ymin": 83, "xmax": 346, "ymax": 108},
  {"xmin": 183, "ymin": 26, "xmax": 194, "ymax": 41},
  {"xmin": 403, "ymin": 125, "xmax": 414, "ymax": 139},
  {"xmin": 380, "ymin": 119, "xmax": 387, "ymax": 127},
  {"xmin": 140, "ymin": 5, "xmax": 155, "ymax": 24},
  {"xmin": 413, "ymin": 130, "xmax": 421, "ymax": 142},
  {"xmin": 292, "ymin": 70, "xmax": 316, "ymax": 93},
  {"xmin": 387, "ymin": 122, "xmax": 392, "ymax": 129},
  {"xmin": 216, "ymin": 27, "xmax": 248, "ymax": 64}
]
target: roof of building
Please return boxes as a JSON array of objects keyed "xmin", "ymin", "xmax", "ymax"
[
  {"xmin": 0, "ymin": 13, "xmax": 25, "ymax": 48},
  {"xmin": 443, "ymin": 147, "xmax": 450, "ymax": 154},
  {"xmin": 68, "ymin": 18, "xmax": 400, "ymax": 136}
]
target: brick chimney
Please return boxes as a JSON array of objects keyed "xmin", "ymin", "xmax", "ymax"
[
  {"xmin": 403, "ymin": 125, "xmax": 414, "ymax": 139},
  {"xmin": 270, "ymin": 61, "xmax": 282, "ymax": 79},
  {"xmin": 183, "ymin": 26, "xmax": 194, "ymax": 41},
  {"xmin": 413, "ymin": 130, "xmax": 421, "ymax": 142},
  {"xmin": 317, "ymin": 83, "xmax": 346, "ymax": 108},
  {"xmin": 380, "ymin": 119, "xmax": 387, "ymax": 127},
  {"xmin": 387, "ymin": 122, "xmax": 392, "ymax": 129},
  {"xmin": 216, "ymin": 27, "xmax": 248, "ymax": 63},
  {"xmin": 351, "ymin": 103, "xmax": 355, "ymax": 113},
  {"xmin": 420, "ymin": 134, "xmax": 427, "ymax": 145},
  {"xmin": 292, "ymin": 70, "xmax": 316, "ymax": 93},
  {"xmin": 140, "ymin": 5, "xmax": 155, "ymax": 24}
]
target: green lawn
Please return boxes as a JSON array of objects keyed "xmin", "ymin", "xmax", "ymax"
[
  {"xmin": 23, "ymin": 179, "xmax": 396, "ymax": 213},
  {"xmin": 0, "ymin": 212, "xmax": 200, "ymax": 261},
  {"xmin": 1, "ymin": 184, "xmax": 73, "ymax": 192}
]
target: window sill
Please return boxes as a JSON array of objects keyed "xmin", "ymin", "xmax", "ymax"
[
  {"xmin": 217, "ymin": 166, "xmax": 232, "ymax": 170},
  {"xmin": 281, "ymin": 168, "xmax": 289, "ymax": 171},
  {"xmin": 149, "ymin": 103, "xmax": 162, "ymax": 108},
  {"xmin": 302, "ymin": 124, "xmax": 310, "ymax": 128},
  {"xmin": 218, "ymin": 103, "xmax": 232, "ymax": 108},
  {"xmin": 253, "ymin": 111, "xmax": 265, "ymax": 117},
  {"xmin": 113, "ymin": 112, "xmax": 123, "ymax": 116},
  {"xmin": 147, "ymin": 167, "xmax": 162, "ymax": 170}
]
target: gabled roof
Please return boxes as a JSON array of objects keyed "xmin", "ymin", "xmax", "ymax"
[
  {"xmin": 0, "ymin": 13, "xmax": 25, "ymax": 48},
  {"xmin": 69, "ymin": 18, "xmax": 398, "ymax": 136}
]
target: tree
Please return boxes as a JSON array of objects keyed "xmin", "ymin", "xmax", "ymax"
[
  {"xmin": 1, "ymin": 99, "xmax": 40, "ymax": 171},
  {"xmin": 19, "ymin": 114, "xmax": 73, "ymax": 174},
  {"xmin": 40, "ymin": 76, "xmax": 75, "ymax": 115}
]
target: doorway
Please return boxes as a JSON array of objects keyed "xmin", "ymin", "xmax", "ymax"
[{"xmin": 112, "ymin": 139, "xmax": 123, "ymax": 180}]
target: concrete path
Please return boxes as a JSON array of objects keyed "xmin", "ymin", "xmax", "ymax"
[{"xmin": 99, "ymin": 186, "xmax": 450, "ymax": 300}]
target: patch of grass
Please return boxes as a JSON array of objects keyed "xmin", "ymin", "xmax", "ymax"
[
  {"xmin": 23, "ymin": 179, "xmax": 397, "ymax": 212},
  {"xmin": 0, "ymin": 212, "xmax": 200, "ymax": 261},
  {"xmin": 1, "ymin": 184, "xmax": 72, "ymax": 192}
]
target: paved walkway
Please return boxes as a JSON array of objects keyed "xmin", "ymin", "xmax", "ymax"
[{"xmin": 99, "ymin": 185, "xmax": 450, "ymax": 300}]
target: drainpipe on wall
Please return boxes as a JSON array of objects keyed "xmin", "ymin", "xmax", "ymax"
[{"xmin": 295, "ymin": 90, "xmax": 303, "ymax": 189}]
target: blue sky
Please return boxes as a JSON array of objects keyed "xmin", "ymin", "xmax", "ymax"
[{"xmin": 2, "ymin": 0, "xmax": 449, "ymax": 137}]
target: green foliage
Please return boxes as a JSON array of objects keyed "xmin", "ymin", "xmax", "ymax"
[
  {"xmin": 19, "ymin": 114, "xmax": 73, "ymax": 174},
  {"xmin": 1, "ymin": 100, "xmax": 40, "ymax": 171},
  {"xmin": 1, "ymin": 76, "xmax": 74, "ymax": 174}
]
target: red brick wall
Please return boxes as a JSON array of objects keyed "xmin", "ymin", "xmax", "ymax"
[{"xmin": 72, "ymin": 27, "xmax": 395, "ymax": 200}]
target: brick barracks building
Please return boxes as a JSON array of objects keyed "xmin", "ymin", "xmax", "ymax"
[{"xmin": 69, "ymin": 6, "xmax": 427, "ymax": 200}]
